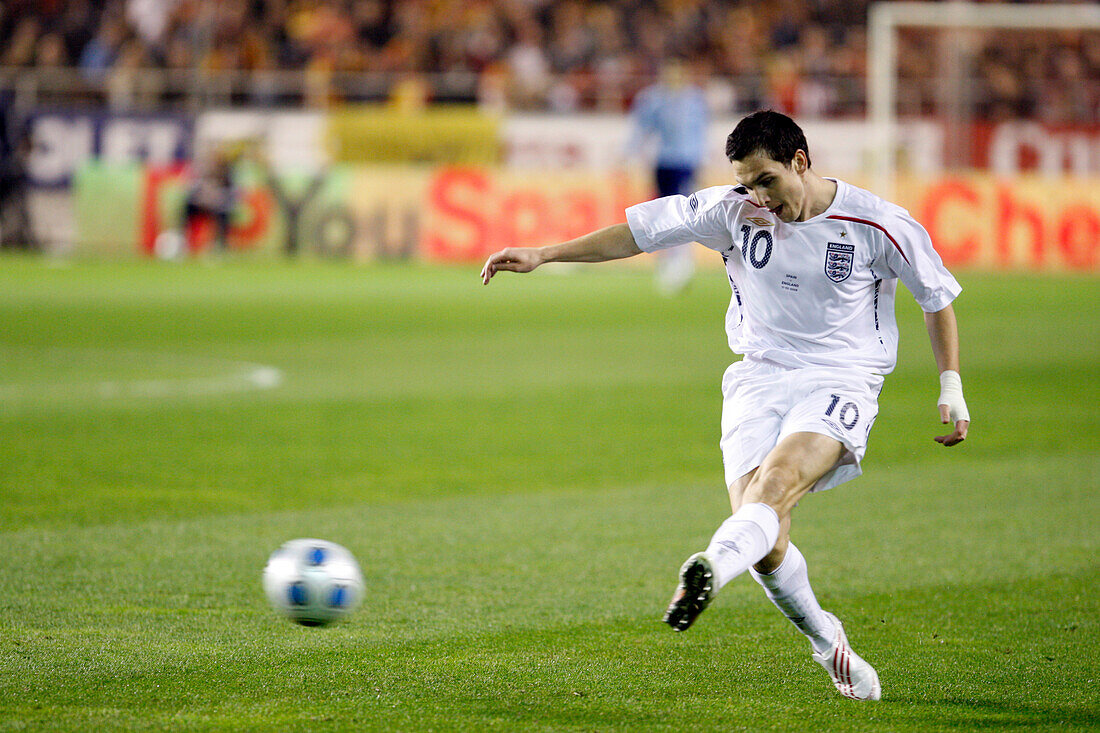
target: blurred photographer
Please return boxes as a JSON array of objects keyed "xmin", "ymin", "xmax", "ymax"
[
  {"xmin": 0, "ymin": 110, "xmax": 37, "ymax": 251},
  {"xmin": 181, "ymin": 147, "xmax": 239, "ymax": 253}
]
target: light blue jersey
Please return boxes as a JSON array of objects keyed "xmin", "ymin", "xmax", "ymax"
[{"xmin": 630, "ymin": 84, "xmax": 710, "ymax": 169}]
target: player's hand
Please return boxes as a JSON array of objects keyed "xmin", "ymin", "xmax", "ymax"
[
  {"xmin": 481, "ymin": 247, "xmax": 543, "ymax": 284},
  {"xmin": 934, "ymin": 370, "xmax": 969, "ymax": 447},
  {"xmin": 934, "ymin": 412, "xmax": 969, "ymax": 446}
]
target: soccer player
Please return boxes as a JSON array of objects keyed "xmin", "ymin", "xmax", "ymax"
[
  {"xmin": 180, "ymin": 148, "xmax": 239, "ymax": 253},
  {"xmin": 480, "ymin": 110, "xmax": 970, "ymax": 701},
  {"xmin": 627, "ymin": 58, "xmax": 709, "ymax": 295}
]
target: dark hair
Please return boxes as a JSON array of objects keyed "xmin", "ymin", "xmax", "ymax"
[{"xmin": 725, "ymin": 110, "xmax": 811, "ymax": 168}]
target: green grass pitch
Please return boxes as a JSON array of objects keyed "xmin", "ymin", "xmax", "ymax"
[{"xmin": 0, "ymin": 257, "xmax": 1097, "ymax": 731}]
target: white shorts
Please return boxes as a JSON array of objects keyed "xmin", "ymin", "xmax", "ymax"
[{"xmin": 720, "ymin": 358, "xmax": 884, "ymax": 492}]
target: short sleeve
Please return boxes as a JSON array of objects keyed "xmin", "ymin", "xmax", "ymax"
[
  {"xmin": 878, "ymin": 214, "xmax": 961, "ymax": 313},
  {"xmin": 626, "ymin": 186, "xmax": 739, "ymax": 253}
]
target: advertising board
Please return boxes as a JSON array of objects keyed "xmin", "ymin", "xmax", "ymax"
[
  {"xmin": 904, "ymin": 174, "xmax": 1099, "ymax": 270},
  {"xmin": 27, "ymin": 111, "xmax": 192, "ymax": 188},
  {"xmin": 329, "ymin": 107, "xmax": 501, "ymax": 164},
  {"xmin": 74, "ymin": 161, "xmax": 353, "ymax": 257},
  {"xmin": 74, "ymin": 161, "xmax": 1099, "ymax": 271},
  {"xmin": 971, "ymin": 122, "xmax": 1100, "ymax": 176}
]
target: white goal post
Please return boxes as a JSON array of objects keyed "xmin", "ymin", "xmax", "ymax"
[{"xmin": 867, "ymin": 1, "xmax": 1100, "ymax": 197}]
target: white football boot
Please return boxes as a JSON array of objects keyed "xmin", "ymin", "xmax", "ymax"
[{"xmin": 812, "ymin": 612, "xmax": 882, "ymax": 701}]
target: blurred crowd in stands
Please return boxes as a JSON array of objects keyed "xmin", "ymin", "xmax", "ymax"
[{"xmin": 0, "ymin": 0, "xmax": 1097, "ymax": 120}]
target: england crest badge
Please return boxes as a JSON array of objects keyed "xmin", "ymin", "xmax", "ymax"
[{"xmin": 825, "ymin": 242, "xmax": 855, "ymax": 282}]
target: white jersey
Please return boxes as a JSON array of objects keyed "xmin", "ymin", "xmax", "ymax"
[{"xmin": 625, "ymin": 179, "xmax": 961, "ymax": 374}]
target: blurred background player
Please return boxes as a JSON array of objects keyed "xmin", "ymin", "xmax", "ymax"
[
  {"xmin": 0, "ymin": 108, "xmax": 36, "ymax": 251},
  {"xmin": 180, "ymin": 147, "xmax": 240, "ymax": 255},
  {"xmin": 626, "ymin": 58, "xmax": 709, "ymax": 295}
]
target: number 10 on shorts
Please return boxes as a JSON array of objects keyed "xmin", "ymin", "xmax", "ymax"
[{"xmin": 825, "ymin": 393, "xmax": 860, "ymax": 430}]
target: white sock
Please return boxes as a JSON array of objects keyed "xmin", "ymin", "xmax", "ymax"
[
  {"xmin": 750, "ymin": 543, "xmax": 837, "ymax": 654},
  {"xmin": 704, "ymin": 502, "xmax": 780, "ymax": 590}
]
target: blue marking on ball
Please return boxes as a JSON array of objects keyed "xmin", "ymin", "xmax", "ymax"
[
  {"xmin": 308, "ymin": 546, "xmax": 326, "ymax": 565},
  {"xmin": 288, "ymin": 582, "xmax": 309, "ymax": 606},
  {"xmin": 329, "ymin": 585, "xmax": 347, "ymax": 607}
]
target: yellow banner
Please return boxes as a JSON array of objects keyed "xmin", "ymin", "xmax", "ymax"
[
  {"xmin": 895, "ymin": 174, "xmax": 1099, "ymax": 271},
  {"xmin": 348, "ymin": 166, "xmax": 653, "ymax": 262},
  {"xmin": 343, "ymin": 166, "xmax": 1099, "ymax": 270},
  {"xmin": 327, "ymin": 107, "xmax": 500, "ymax": 165}
]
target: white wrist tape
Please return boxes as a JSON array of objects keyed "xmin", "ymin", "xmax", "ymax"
[{"xmin": 938, "ymin": 370, "xmax": 970, "ymax": 423}]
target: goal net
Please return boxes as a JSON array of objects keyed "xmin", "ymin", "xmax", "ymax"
[
  {"xmin": 866, "ymin": 2, "xmax": 1100, "ymax": 270},
  {"xmin": 869, "ymin": 1, "xmax": 1100, "ymax": 194}
]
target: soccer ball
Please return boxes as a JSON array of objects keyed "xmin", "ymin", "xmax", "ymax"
[
  {"xmin": 262, "ymin": 538, "xmax": 364, "ymax": 626},
  {"xmin": 153, "ymin": 229, "xmax": 186, "ymax": 260}
]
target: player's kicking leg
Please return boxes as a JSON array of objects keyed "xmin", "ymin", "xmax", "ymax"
[
  {"xmin": 662, "ymin": 499, "xmax": 780, "ymax": 631},
  {"xmin": 664, "ymin": 432, "xmax": 839, "ymax": 631},
  {"xmin": 662, "ymin": 431, "xmax": 881, "ymax": 700},
  {"xmin": 662, "ymin": 551, "xmax": 716, "ymax": 631}
]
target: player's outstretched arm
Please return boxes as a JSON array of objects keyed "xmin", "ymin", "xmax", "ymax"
[
  {"xmin": 924, "ymin": 304, "xmax": 969, "ymax": 446},
  {"xmin": 481, "ymin": 223, "xmax": 642, "ymax": 284}
]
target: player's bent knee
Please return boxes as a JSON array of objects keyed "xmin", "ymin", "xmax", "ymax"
[
  {"xmin": 743, "ymin": 464, "xmax": 808, "ymax": 515},
  {"xmin": 756, "ymin": 463, "xmax": 802, "ymax": 495}
]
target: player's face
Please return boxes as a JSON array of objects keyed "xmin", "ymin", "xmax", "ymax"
[{"xmin": 731, "ymin": 151, "xmax": 809, "ymax": 222}]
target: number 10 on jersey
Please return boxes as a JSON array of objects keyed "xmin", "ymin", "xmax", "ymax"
[
  {"xmin": 740, "ymin": 225, "xmax": 773, "ymax": 269},
  {"xmin": 825, "ymin": 393, "xmax": 860, "ymax": 430}
]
